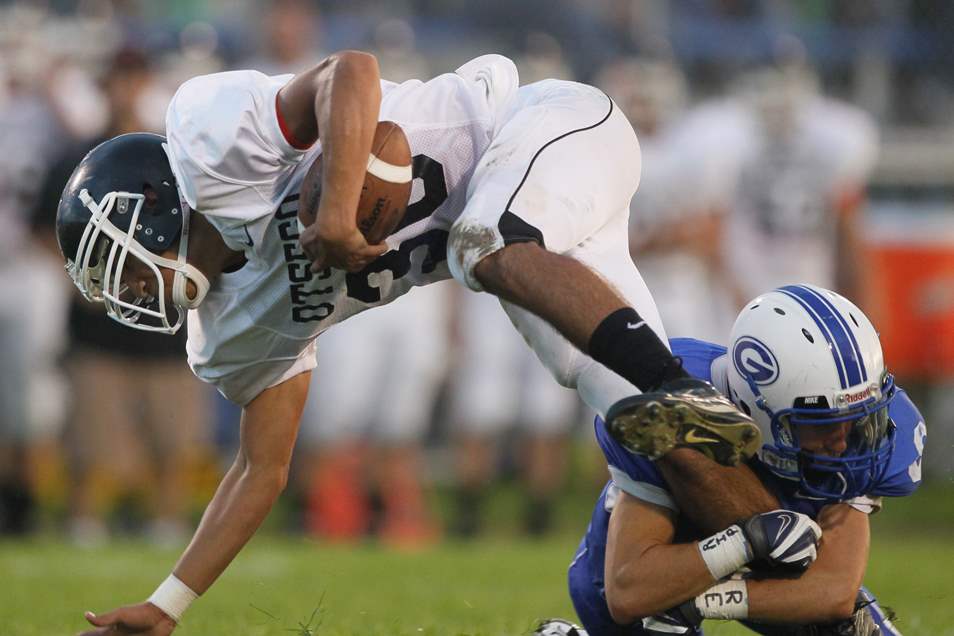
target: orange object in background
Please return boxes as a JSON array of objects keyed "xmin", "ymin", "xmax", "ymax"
[{"xmin": 867, "ymin": 212, "xmax": 954, "ymax": 380}]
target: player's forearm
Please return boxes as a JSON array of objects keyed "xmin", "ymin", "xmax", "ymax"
[
  {"xmin": 746, "ymin": 503, "xmax": 866, "ymax": 624},
  {"xmin": 607, "ymin": 541, "xmax": 716, "ymax": 622},
  {"xmin": 314, "ymin": 51, "xmax": 381, "ymax": 236},
  {"xmin": 171, "ymin": 455, "xmax": 286, "ymax": 594},
  {"xmin": 657, "ymin": 451, "xmax": 779, "ymax": 534},
  {"xmin": 744, "ymin": 569, "xmax": 857, "ymax": 623}
]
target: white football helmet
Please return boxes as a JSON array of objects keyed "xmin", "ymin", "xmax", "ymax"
[{"xmin": 726, "ymin": 284, "xmax": 896, "ymax": 499}]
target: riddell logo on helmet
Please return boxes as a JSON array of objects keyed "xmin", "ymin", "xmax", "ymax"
[{"xmin": 842, "ymin": 387, "xmax": 873, "ymax": 404}]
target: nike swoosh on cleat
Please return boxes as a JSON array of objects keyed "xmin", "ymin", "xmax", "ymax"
[
  {"xmin": 683, "ymin": 430, "xmax": 723, "ymax": 444},
  {"xmin": 626, "ymin": 321, "xmax": 646, "ymax": 330}
]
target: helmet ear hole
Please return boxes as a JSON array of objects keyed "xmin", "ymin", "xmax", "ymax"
[{"xmin": 143, "ymin": 184, "xmax": 159, "ymax": 207}]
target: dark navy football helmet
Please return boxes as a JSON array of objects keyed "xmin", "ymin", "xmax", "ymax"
[{"xmin": 56, "ymin": 133, "xmax": 208, "ymax": 333}]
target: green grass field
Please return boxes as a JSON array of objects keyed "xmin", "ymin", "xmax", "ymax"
[{"xmin": 2, "ymin": 484, "xmax": 952, "ymax": 635}]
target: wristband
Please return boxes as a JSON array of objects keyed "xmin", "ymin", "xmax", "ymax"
[
  {"xmin": 147, "ymin": 574, "xmax": 198, "ymax": 623},
  {"xmin": 693, "ymin": 579, "xmax": 749, "ymax": 619},
  {"xmin": 697, "ymin": 524, "xmax": 753, "ymax": 579}
]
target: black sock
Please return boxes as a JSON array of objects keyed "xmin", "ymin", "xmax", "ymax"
[
  {"xmin": 523, "ymin": 495, "xmax": 553, "ymax": 537},
  {"xmin": 451, "ymin": 488, "xmax": 484, "ymax": 539},
  {"xmin": 0, "ymin": 482, "xmax": 34, "ymax": 536},
  {"xmin": 587, "ymin": 307, "xmax": 689, "ymax": 392}
]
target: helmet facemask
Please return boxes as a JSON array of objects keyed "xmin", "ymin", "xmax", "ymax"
[
  {"xmin": 66, "ymin": 188, "xmax": 210, "ymax": 334},
  {"xmin": 746, "ymin": 370, "xmax": 897, "ymax": 499}
]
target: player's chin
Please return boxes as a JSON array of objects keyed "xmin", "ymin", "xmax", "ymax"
[{"xmin": 806, "ymin": 448, "xmax": 843, "ymax": 459}]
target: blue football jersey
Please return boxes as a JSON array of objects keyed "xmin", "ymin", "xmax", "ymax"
[{"xmin": 571, "ymin": 338, "xmax": 926, "ymax": 632}]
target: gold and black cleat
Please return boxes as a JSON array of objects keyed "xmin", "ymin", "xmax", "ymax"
[{"xmin": 606, "ymin": 378, "xmax": 762, "ymax": 466}]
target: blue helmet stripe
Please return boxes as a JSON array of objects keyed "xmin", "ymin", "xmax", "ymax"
[
  {"xmin": 799, "ymin": 285, "xmax": 867, "ymax": 383},
  {"xmin": 777, "ymin": 286, "xmax": 849, "ymax": 389},
  {"xmin": 790, "ymin": 285, "xmax": 864, "ymax": 388}
]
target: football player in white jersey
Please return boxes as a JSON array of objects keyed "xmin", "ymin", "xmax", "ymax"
[
  {"xmin": 57, "ymin": 51, "xmax": 773, "ymax": 635},
  {"xmin": 682, "ymin": 63, "xmax": 878, "ymax": 308}
]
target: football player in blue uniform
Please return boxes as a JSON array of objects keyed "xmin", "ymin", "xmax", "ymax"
[{"xmin": 558, "ymin": 284, "xmax": 924, "ymax": 635}]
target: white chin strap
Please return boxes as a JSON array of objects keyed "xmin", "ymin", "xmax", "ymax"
[
  {"xmin": 71, "ymin": 189, "xmax": 210, "ymax": 334},
  {"xmin": 151, "ymin": 196, "xmax": 210, "ymax": 310}
]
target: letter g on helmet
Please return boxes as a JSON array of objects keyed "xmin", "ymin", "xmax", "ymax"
[{"xmin": 733, "ymin": 336, "xmax": 779, "ymax": 386}]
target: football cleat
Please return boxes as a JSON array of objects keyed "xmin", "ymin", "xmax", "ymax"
[
  {"xmin": 606, "ymin": 378, "xmax": 762, "ymax": 466},
  {"xmin": 532, "ymin": 618, "xmax": 588, "ymax": 636}
]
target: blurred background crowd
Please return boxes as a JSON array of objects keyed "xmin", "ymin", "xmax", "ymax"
[{"xmin": 1, "ymin": 0, "xmax": 952, "ymax": 549}]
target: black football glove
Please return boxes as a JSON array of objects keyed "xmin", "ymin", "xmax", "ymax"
[{"xmin": 741, "ymin": 509, "xmax": 822, "ymax": 574}]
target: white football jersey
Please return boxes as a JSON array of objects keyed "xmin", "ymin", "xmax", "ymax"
[
  {"xmin": 685, "ymin": 96, "xmax": 878, "ymax": 299},
  {"xmin": 165, "ymin": 55, "xmax": 520, "ymax": 404}
]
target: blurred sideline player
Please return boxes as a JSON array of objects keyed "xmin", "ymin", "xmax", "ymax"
[
  {"xmin": 682, "ymin": 56, "xmax": 878, "ymax": 309},
  {"xmin": 32, "ymin": 47, "xmax": 210, "ymax": 546},
  {"xmin": 557, "ymin": 285, "xmax": 923, "ymax": 635},
  {"xmin": 298, "ymin": 281, "xmax": 451, "ymax": 546},
  {"xmin": 240, "ymin": 0, "xmax": 325, "ymax": 77},
  {"xmin": 0, "ymin": 18, "xmax": 71, "ymax": 535},
  {"xmin": 596, "ymin": 56, "xmax": 738, "ymax": 343},
  {"xmin": 367, "ymin": 18, "xmax": 433, "ymax": 84},
  {"xmin": 57, "ymin": 52, "xmax": 767, "ymax": 635},
  {"xmin": 448, "ymin": 287, "xmax": 582, "ymax": 538}
]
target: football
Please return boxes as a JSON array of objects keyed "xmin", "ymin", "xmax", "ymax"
[{"xmin": 298, "ymin": 120, "xmax": 412, "ymax": 244}]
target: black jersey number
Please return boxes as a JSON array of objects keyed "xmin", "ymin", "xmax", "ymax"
[{"xmin": 344, "ymin": 154, "xmax": 449, "ymax": 303}]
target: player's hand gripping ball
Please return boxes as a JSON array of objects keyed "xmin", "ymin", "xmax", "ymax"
[{"xmin": 298, "ymin": 120, "xmax": 412, "ymax": 244}]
